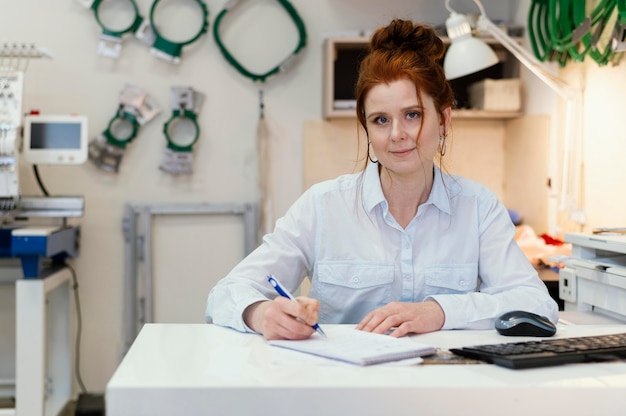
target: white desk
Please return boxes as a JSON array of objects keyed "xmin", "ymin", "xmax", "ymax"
[{"xmin": 107, "ymin": 320, "xmax": 626, "ymax": 416}]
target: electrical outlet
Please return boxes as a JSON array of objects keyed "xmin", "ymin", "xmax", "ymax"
[{"xmin": 559, "ymin": 267, "xmax": 577, "ymax": 302}]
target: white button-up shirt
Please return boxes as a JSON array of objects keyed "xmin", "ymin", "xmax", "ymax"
[{"xmin": 206, "ymin": 162, "xmax": 559, "ymax": 332}]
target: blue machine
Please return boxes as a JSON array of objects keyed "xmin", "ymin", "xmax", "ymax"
[{"xmin": 0, "ymin": 225, "xmax": 80, "ymax": 278}]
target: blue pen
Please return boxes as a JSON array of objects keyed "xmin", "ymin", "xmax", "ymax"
[{"xmin": 267, "ymin": 275, "xmax": 327, "ymax": 338}]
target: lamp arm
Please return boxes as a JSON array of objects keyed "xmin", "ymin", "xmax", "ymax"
[
  {"xmin": 476, "ymin": 16, "xmax": 577, "ymax": 100},
  {"xmin": 477, "ymin": 14, "xmax": 585, "ymax": 226},
  {"xmin": 447, "ymin": 0, "xmax": 585, "ymax": 229}
]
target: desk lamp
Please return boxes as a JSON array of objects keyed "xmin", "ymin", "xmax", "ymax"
[
  {"xmin": 443, "ymin": 0, "xmax": 584, "ymax": 234},
  {"xmin": 443, "ymin": 5, "xmax": 498, "ymax": 80}
]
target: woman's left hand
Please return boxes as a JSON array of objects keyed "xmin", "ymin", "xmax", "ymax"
[{"xmin": 356, "ymin": 300, "xmax": 445, "ymax": 337}]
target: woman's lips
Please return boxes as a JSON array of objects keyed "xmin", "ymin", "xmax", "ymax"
[{"xmin": 391, "ymin": 148, "xmax": 415, "ymax": 156}]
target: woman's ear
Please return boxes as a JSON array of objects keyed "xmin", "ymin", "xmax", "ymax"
[{"xmin": 440, "ymin": 107, "xmax": 452, "ymax": 131}]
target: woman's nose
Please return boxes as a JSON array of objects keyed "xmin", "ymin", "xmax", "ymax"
[{"xmin": 390, "ymin": 120, "xmax": 407, "ymax": 141}]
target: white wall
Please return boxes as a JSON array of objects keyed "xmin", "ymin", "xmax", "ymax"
[
  {"xmin": 11, "ymin": 0, "xmax": 619, "ymax": 396},
  {"xmin": 580, "ymin": 60, "xmax": 626, "ymax": 229},
  {"xmin": 515, "ymin": 0, "xmax": 626, "ymax": 231}
]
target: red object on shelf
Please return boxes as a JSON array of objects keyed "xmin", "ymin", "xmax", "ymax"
[{"xmin": 540, "ymin": 233, "xmax": 564, "ymax": 246}]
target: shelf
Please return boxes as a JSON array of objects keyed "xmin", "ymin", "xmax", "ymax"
[
  {"xmin": 323, "ymin": 35, "xmax": 523, "ymax": 120},
  {"xmin": 452, "ymin": 109, "xmax": 523, "ymax": 119},
  {"xmin": 323, "ymin": 107, "xmax": 522, "ymax": 120}
]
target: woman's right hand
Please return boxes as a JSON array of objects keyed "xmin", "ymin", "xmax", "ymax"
[{"xmin": 243, "ymin": 296, "xmax": 321, "ymax": 340}]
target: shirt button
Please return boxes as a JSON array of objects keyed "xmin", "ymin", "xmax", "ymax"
[{"xmin": 350, "ymin": 276, "xmax": 360, "ymax": 283}]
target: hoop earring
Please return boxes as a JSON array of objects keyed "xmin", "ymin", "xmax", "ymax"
[
  {"xmin": 367, "ymin": 142, "xmax": 378, "ymax": 163},
  {"xmin": 439, "ymin": 133, "xmax": 447, "ymax": 157}
]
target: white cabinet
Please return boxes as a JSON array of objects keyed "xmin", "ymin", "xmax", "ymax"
[{"xmin": 16, "ymin": 268, "xmax": 72, "ymax": 416}]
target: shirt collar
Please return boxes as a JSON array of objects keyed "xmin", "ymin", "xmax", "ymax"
[
  {"xmin": 428, "ymin": 164, "xmax": 457, "ymax": 215},
  {"xmin": 362, "ymin": 162, "xmax": 386, "ymax": 213},
  {"xmin": 362, "ymin": 162, "xmax": 458, "ymax": 215}
]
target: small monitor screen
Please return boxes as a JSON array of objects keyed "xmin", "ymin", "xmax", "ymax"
[
  {"xmin": 30, "ymin": 122, "xmax": 82, "ymax": 150},
  {"xmin": 22, "ymin": 115, "xmax": 88, "ymax": 165}
]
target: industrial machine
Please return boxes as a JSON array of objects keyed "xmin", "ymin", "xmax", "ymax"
[{"xmin": 0, "ymin": 44, "xmax": 85, "ymax": 278}]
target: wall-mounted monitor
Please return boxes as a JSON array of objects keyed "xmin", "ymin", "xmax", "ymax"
[{"xmin": 22, "ymin": 114, "xmax": 88, "ymax": 165}]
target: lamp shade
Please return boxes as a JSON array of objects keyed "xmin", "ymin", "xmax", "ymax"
[{"xmin": 443, "ymin": 12, "xmax": 499, "ymax": 80}]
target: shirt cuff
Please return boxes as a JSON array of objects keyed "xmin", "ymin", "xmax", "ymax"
[
  {"xmin": 234, "ymin": 297, "xmax": 270, "ymax": 334},
  {"xmin": 425, "ymin": 295, "xmax": 468, "ymax": 330}
]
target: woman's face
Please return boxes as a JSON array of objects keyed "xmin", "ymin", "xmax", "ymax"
[{"xmin": 364, "ymin": 78, "xmax": 450, "ymax": 179}]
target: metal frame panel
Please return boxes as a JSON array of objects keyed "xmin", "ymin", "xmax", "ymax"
[{"xmin": 122, "ymin": 202, "xmax": 258, "ymax": 352}]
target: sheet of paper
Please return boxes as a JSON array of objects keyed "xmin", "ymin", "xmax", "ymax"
[
  {"xmin": 270, "ymin": 346, "xmax": 425, "ymax": 367},
  {"xmin": 268, "ymin": 326, "xmax": 436, "ymax": 366}
]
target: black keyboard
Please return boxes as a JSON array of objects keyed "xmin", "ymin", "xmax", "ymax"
[{"xmin": 450, "ymin": 332, "xmax": 626, "ymax": 369}]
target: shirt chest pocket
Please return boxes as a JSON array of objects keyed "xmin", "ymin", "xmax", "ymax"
[
  {"xmin": 314, "ymin": 263, "xmax": 394, "ymax": 321},
  {"xmin": 424, "ymin": 264, "xmax": 478, "ymax": 297}
]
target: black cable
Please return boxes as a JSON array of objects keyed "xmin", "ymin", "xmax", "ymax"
[
  {"xmin": 33, "ymin": 166, "xmax": 87, "ymax": 393},
  {"xmin": 64, "ymin": 262, "xmax": 87, "ymax": 394},
  {"xmin": 32, "ymin": 165, "xmax": 50, "ymax": 196}
]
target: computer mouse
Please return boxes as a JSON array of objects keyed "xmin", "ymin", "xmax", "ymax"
[{"xmin": 495, "ymin": 310, "xmax": 557, "ymax": 337}]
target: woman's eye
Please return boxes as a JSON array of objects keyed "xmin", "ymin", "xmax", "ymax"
[
  {"xmin": 375, "ymin": 116, "xmax": 389, "ymax": 124},
  {"xmin": 407, "ymin": 111, "xmax": 421, "ymax": 120}
]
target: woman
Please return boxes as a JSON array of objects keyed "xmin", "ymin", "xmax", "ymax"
[{"xmin": 206, "ymin": 19, "xmax": 559, "ymax": 340}]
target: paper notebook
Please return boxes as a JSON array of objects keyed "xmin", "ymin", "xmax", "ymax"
[{"xmin": 268, "ymin": 327, "xmax": 436, "ymax": 366}]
